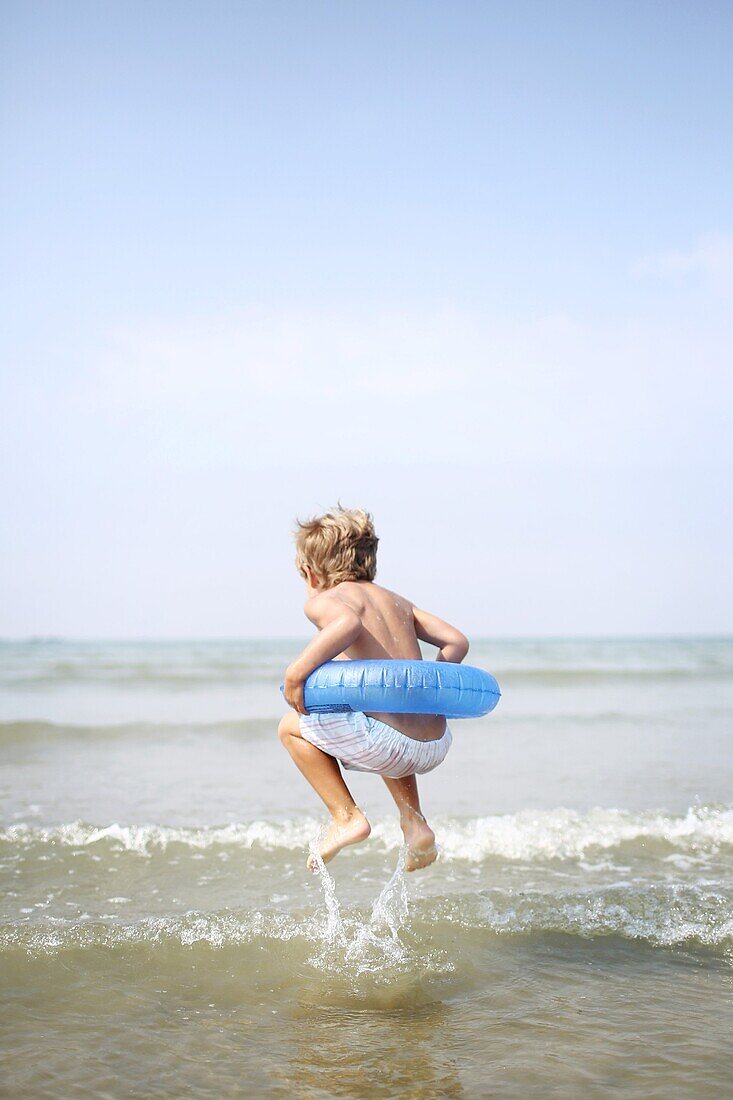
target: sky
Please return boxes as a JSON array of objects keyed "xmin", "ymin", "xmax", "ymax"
[{"xmin": 1, "ymin": 0, "xmax": 731, "ymax": 638}]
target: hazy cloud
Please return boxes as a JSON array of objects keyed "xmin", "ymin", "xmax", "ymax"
[{"xmin": 632, "ymin": 233, "xmax": 733, "ymax": 292}]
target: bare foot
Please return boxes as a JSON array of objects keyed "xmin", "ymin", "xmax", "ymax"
[
  {"xmin": 401, "ymin": 809, "xmax": 438, "ymax": 872},
  {"xmin": 307, "ymin": 810, "xmax": 371, "ymax": 872}
]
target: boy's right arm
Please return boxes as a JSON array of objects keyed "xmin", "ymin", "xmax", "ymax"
[
  {"xmin": 283, "ymin": 593, "xmax": 363, "ymax": 714},
  {"xmin": 412, "ymin": 606, "xmax": 470, "ymax": 663}
]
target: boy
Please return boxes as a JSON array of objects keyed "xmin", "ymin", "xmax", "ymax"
[{"xmin": 279, "ymin": 506, "xmax": 469, "ymax": 872}]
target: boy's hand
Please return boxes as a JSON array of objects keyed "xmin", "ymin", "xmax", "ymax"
[{"xmin": 284, "ymin": 664, "xmax": 308, "ymax": 715}]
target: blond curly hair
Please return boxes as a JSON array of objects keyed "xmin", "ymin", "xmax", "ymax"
[{"xmin": 294, "ymin": 505, "xmax": 379, "ymax": 588}]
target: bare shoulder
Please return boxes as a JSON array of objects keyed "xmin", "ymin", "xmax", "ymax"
[
  {"xmin": 335, "ymin": 580, "xmax": 412, "ymax": 613},
  {"xmin": 303, "ymin": 588, "xmax": 362, "ymax": 627},
  {"xmin": 324, "ymin": 581, "xmax": 369, "ymax": 614}
]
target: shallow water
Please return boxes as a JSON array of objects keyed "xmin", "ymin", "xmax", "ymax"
[{"xmin": 1, "ymin": 637, "xmax": 732, "ymax": 1097}]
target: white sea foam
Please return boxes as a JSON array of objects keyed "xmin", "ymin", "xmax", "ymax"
[
  {"xmin": 0, "ymin": 819, "xmax": 322, "ymax": 855},
  {"xmin": 3, "ymin": 806, "xmax": 732, "ymax": 862},
  {"xmin": 428, "ymin": 806, "xmax": 733, "ymax": 862}
]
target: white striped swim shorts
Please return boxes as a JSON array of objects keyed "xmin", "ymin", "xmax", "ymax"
[{"xmin": 298, "ymin": 710, "xmax": 452, "ymax": 779}]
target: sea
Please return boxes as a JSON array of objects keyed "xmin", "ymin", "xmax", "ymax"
[{"xmin": 1, "ymin": 637, "xmax": 732, "ymax": 1098}]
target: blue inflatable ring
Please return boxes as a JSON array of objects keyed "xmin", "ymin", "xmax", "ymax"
[{"xmin": 283, "ymin": 660, "xmax": 501, "ymax": 719}]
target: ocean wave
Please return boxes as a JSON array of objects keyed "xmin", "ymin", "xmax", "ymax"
[
  {"xmin": 3, "ymin": 806, "xmax": 732, "ymax": 862},
  {"xmin": 4, "ymin": 665, "xmax": 730, "ymax": 690},
  {"xmin": 435, "ymin": 806, "xmax": 733, "ymax": 861},
  {"xmin": 0, "ymin": 910, "xmax": 302, "ymax": 953},
  {"xmin": 0, "ymin": 818, "xmax": 324, "ymax": 854},
  {"xmin": 2, "ymin": 882, "xmax": 731, "ymax": 958},
  {"xmin": 0, "ymin": 718, "xmax": 271, "ymax": 746},
  {"xmin": 1, "ymin": 665, "xmax": 285, "ymax": 688},
  {"xmin": 497, "ymin": 666, "xmax": 733, "ymax": 683},
  {"xmin": 474, "ymin": 883, "xmax": 733, "ymax": 947},
  {"xmin": 0, "ymin": 644, "xmax": 294, "ymax": 688}
]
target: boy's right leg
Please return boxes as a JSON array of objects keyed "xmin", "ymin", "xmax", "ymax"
[
  {"xmin": 278, "ymin": 713, "xmax": 371, "ymax": 870},
  {"xmin": 381, "ymin": 774, "xmax": 437, "ymax": 871}
]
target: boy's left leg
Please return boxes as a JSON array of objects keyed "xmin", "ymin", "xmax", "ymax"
[
  {"xmin": 278, "ymin": 712, "xmax": 371, "ymax": 870},
  {"xmin": 381, "ymin": 774, "xmax": 437, "ymax": 871}
]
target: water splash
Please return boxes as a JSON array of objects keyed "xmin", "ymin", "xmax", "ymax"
[
  {"xmin": 307, "ymin": 837, "xmax": 414, "ymax": 975},
  {"xmin": 342, "ymin": 848, "xmax": 410, "ymax": 971},
  {"xmin": 369, "ymin": 846, "xmax": 409, "ymax": 936},
  {"xmin": 307, "ymin": 829, "xmax": 346, "ymax": 948}
]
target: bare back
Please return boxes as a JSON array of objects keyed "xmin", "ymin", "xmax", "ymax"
[{"xmin": 326, "ymin": 580, "xmax": 447, "ymax": 741}]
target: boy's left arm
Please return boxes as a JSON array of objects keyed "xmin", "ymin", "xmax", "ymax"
[{"xmin": 283, "ymin": 594, "xmax": 362, "ymax": 715}]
